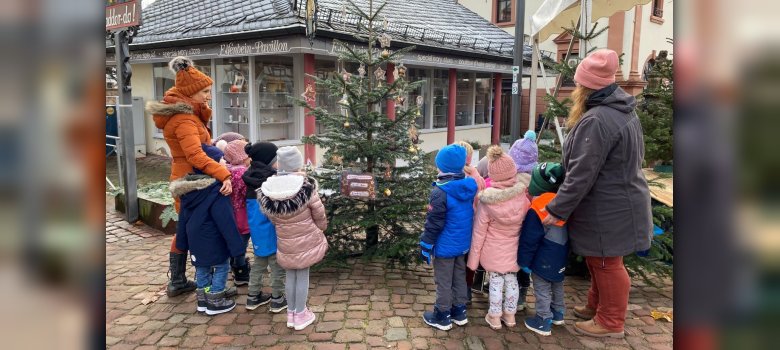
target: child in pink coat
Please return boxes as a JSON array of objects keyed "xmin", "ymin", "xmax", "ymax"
[{"xmin": 467, "ymin": 146, "xmax": 531, "ymax": 330}]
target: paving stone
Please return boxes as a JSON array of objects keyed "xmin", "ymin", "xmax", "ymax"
[
  {"xmin": 334, "ymin": 329, "xmax": 363, "ymax": 343},
  {"xmin": 385, "ymin": 328, "xmax": 408, "ymax": 341},
  {"xmin": 388, "ymin": 316, "xmax": 405, "ymax": 328}
]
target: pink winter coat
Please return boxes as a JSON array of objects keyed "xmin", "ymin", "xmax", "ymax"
[
  {"xmin": 467, "ymin": 173, "xmax": 531, "ymax": 274},
  {"xmin": 227, "ymin": 164, "xmax": 250, "ymax": 235},
  {"xmin": 258, "ymin": 174, "xmax": 329, "ymax": 270}
]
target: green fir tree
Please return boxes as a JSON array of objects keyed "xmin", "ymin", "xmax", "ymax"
[{"xmin": 294, "ymin": 0, "xmax": 436, "ymax": 264}]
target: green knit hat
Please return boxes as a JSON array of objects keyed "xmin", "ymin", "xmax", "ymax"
[{"xmin": 529, "ymin": 162, "xmax": 566, "ymax": 196}]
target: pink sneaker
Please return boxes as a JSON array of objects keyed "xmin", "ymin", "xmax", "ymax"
[
  {"xmin": 294, "ymin": 308, "xmax": 316, "ymax": 331},
  {"xmin": 286, "ymin": 311, "xmax": 294, "ymax": 328}
]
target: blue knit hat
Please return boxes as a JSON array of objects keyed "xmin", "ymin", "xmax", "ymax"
[
  {"xmin": 194, "ymin": 143, "xmax": 224, "ymax": 175},
  {"xmin": 435, "ymin": 144, "xmax": 467, "ymax": 174}
]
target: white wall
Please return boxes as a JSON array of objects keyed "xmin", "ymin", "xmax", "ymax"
[
  {"xmin": 129, "ymin": 63, "xmax": 171, "ymax": 157},
  {"xmin": 638, "ymin": 1, "xmax": 673, "ymax": 72},
  {"xmin": 458, "ymin": 0, "xmax": 493, "ymax": 21}
]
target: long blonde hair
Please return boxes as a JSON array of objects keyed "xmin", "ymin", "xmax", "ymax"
[{"xmin": 567, "ymin": 85, "xmax": 596, "ymax": 129}]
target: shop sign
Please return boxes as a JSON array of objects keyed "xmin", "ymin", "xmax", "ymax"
[
  {"xmin": 119, "ymin": 39, "xmax": 292, "ymax": 62},
  {"xmin": 106, "ymin": 0, "xmax": 140, "ymax": 31},
  {"xmin": 340, "ymin": 172, "xmax": 376, "ymax": 200}
]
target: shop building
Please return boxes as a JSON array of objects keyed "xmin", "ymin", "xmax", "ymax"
[{"xmin": 107, "ymin": 0, "xmax": 535, "ymax": 163}]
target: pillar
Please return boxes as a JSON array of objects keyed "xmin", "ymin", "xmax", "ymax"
[
  {"xmin": 303, "ymin": 53, "xmax": 316, "ymax": 164},
  {"xmin": 620, "ymin": 5, "xmax": 648, "ymax": 95},
  {"xmin": 447, "ymin": 68, "xmax": 456, "ymax": 144},
  {"xmin": 607, "ymin": 11, "xmax": 626, "ymax": 81},
  {"xmin": 386, "ymin": 62, "xmax": 395, "ymax": 120},
  {"xmin": 492, "ymin": 73, "xmax": 502, "ymax": 145}
]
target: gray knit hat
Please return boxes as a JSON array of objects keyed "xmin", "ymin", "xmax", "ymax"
[{"xmin": 276, "ymin": 146, "xmax": 303, "ymax": 172}]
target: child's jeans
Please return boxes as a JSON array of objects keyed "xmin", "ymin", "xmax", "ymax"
[
  {"xmin": 230, "ymin": 234, "xmax": 251, "ymax": 268},
  {"xmin": 285, "ymin": 267, "xmax": 310, "ymax": 313},
  {"xmin": 195, "ymin": 259, "xmax": 231, "ymax": 293},
  {"xmin": 433, "ymin": 255, "xmax": 468, "ymax": 313},
  {"xmin": 531, "ymin": 273, "xmax": 565, "ymax": 319},
  {"xmin": 487, "ymin": 271, "xmax": 519, "ymax": 315},
  {"xmin": 249, "ymin": 253, "xmax": 286, "ymax": 298}
]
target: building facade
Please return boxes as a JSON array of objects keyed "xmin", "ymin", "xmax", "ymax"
[{"xmin": 107, "ymin": 0, "xmax": 538, "ymax": 162}]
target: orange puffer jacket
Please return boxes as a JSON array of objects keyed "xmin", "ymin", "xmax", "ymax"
[
  {"xmin": 146, "ymin": 88, "xmax": 230, "ymax": 184},
  {"xmin": 467, "ymin": 173, "xmax": 531, "ymax": 274},
  {"xmin": 258, "ymin": 174, "xmax": 329, "ymax": 270}
]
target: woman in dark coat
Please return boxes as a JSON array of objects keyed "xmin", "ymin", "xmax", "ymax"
[{"xmin": 542, "ymin": 49, "xmax": 652, "ymax": 338}]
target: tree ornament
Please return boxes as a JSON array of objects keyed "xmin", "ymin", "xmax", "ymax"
[
  {"xmin": 416, "ymin": 95, "xmax": 424, "ymax": 106},
  {"xmin": 358, "ymin": 63, "xmax": 366, "ymax": 77},
  {"xmin": 395, "ymin": 95, "xmax": 406, "ymax": 105},
  {"xmin": 341, "ymin": 69, "xmax": 351, "ymax": 82},
  {"xmin": 393, "ymin": 66, "xmax": 400, "ymax": 81},
  {"xmin": 374, "ymin": 66, "xmax": 386, "ymax": 81},
  {"xmin": 398, "ymin": 63, "xmax": 407, "ymax": 78},
  {"xmin": 344, "ymin": 121, "xmax": 350, "ymax": 128},
  {"xmin": 382, "ymin": 18, "xmax": 389, "ymax": 30},
  {"xmin": 338, "ymin": 92, "xmax": 349, "ymax": 106},
  {"xmin": 412, "ymin": 155, "xmax": 419, "ymax": 161},
  {"xmin": 384, "ymin": 165, "xmax": 392, "ymax": 180},
  {"xmin": 381, "ymin": 48, "xmax": 390, "ymax": 59},
  {"xmin": 378, "ymin": 33, "xmax": 392, "ymax": 48},
  {"xmin": 384, "ymin": 188, "xmax": 392, "ymax": 196},
  {"xmin": 408, "ymin": 145, "xmax": 417, "ymax": 153}
]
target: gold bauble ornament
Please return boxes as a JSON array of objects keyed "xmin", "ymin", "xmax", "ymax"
[
  {"xmin": 384, "ymin": 188, "xmax": 392, "ymax": 196},
  {"xmin": 381, "ymin": 49, "xmax": 390, "ymax": 58},
  {"xmin": 412, "ymin": 156, "xmax": 419, "ymax": 161},
  {"xmin": 408, "ymin": 145, "xmax": 417, "ymax": 153},
  {"xmin": 344, "ymin": 121, "xmax": 351, "ymax": 128}
]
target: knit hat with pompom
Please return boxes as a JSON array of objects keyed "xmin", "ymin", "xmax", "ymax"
[
  {"xmin": 169, "ymin": 56, "xmax": 213, "ymax": 97},
  {"xmin": 487, "ymin": 145, "xmax": 517, "ymax": 182},
  {"xmin": 223, "ymin": 140, "xmax": 250, "ymax": 166},
  {"xmin": 509, "ymin": 130, "xmax": 538, "ymax": 174}
]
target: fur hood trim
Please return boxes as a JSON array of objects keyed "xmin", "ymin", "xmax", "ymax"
[
  {"xmin": 258, "ymin": 176, "xmax": 317, "ymax": 217},
  {"xmin": 169, "ymin": 174, "xmax": 217, "ymax": 198},
  {"xmin": 146, "ymin": 101, "xmax": 194, "ymax": 117},
  {"xmin": 478, "ymin": 174, "xmax": 529, "ymax": 204}
]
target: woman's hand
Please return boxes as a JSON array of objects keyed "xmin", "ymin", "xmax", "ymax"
[
  {"xmin": 540, "ymin": 208, "xmax": 561, "ymax": 226},
  {"xmin": 220, "ymin": 178, "xmax": 233, "ymax": 196}
]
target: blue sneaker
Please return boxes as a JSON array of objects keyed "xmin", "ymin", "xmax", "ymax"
[
  {"xmin": 524, "ymin": 314, "xmax": 553, "ymax": 336},
  {"xmin": 552, "ymin": 309, "xmax": 565, "ymax": 325},
  {"xmin": 451, "ymin": 304, "xmax": 468, "ymax": 326},
  {"xmin": 423, "ymin": 307, "xmax": 453, "ymax": 331}
]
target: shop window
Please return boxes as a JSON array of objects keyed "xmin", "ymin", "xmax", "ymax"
[
  {"xmin": 474, "ymin": 73, "xmax": 492, "ymax": 125},
  {"xmin": 455, "ymin": 72, "xmax": 474, "ymax": 127},
  {"xmin": 431, "ymin": 69, "xmax": 449, "ymax": 129},
  {"xmin": 152, "ymin": 60, "xmax": 211, "ymax": 137},
  {"xmin": 406, "ymin": 68, "xmax": 430, "ymax": 130},
  {"xmin": 255, "ymin": 56, "xmax": 295, "ymax": 142},
  {"xmin": 314, "ymin": 59, "xmax": 340, "ymax": 135},
  {"xmin": 215, "ymin": 57, "xmax": 250, "ymax": 138},
  {"xmin": 495, "ymin": 0, "xmax": 513, "ymax": 24}
]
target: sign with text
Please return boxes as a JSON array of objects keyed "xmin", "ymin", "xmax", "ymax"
[
  {"xmin": 106, "ymin": 1, "xmax": 140, "ymax": 31},
  {"xmin": 340, "ymin": 172, "xmax": 376, "ymax": 200}
]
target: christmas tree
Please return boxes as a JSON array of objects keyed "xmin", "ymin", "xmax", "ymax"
[
  {"xmin": 637, "ymin": 49, "xmax": 673, "ymax": 167},
  {"xmin": 294, "ymin": 0, "xmax": 436, "ymax": 264}
]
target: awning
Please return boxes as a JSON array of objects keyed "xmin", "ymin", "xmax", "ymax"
[{"xmin": 530, "ymin": 0, "xmax": 653, "ymax": 42}]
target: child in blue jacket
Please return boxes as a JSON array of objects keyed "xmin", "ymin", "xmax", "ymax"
[
  {"xmin": 518, "ymin": 162, "xmax": 568, "ymax": 336},
  {"xmin": 171, "ymin": 144, "xmax": 246, "ymax": 316},
  {"xmin": 419, "ymin": 144, "xmax": 478, "ymax": 331}
]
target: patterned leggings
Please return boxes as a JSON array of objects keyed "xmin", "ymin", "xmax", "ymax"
[{"xmin": 488, "ymin": 271, "xmax": 519, "ymax": 315}]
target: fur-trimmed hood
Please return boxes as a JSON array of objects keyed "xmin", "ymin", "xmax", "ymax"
[
  {"xmin": 478, "ymin": 174, "xmax": 530, "ymax": 204},
  {"xmin": 147, "ymin": 101, "xmax": 195, "ymax": 130},
  {"xmin": 258, "ymin": 175, "xmax": 317, "ymax": 217},
  {"xmin": 169, "ymin": 174, "xmax": 217, "ymax": 198}
]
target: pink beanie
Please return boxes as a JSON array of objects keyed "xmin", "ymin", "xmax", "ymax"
[
  {"xmin": 223, "ymin": 140, "xmax": 249, "ymax": 165},
  {"xmin": 574, "ymin": 49, "xmax": 619, "ymax": 90},
  {"xmin": 486, "ymin": 146, "xmax": 517, "ymax": 183}
]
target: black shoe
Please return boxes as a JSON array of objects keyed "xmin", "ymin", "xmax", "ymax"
[
  {"xmin": 269, "ymin": 296, "xmax": 288, "ymax": 313},
  {"xmin": 167, "ymin": 252, "xmax": 196, "ymax": 297},
  {"xmin": 246, "ymin": 293, "xmax": 272, "ymax": 310},
  {"xmin": 206, "ymin": 290, "xmax": 236, "ymax": 316},
  {"xmin": 231, "ymin": 259, "xmax": 250, "ymax": 286}
]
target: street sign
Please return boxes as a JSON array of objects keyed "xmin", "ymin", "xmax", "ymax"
[
  {"xmin": 106, "ymin": 0, "xmax": 140, "ymax": 31},
  {"xmin": 512, "ymin": 66, "xmax": 520, "ymax": 74},
  {"xmin": 511, "ymin": 82, "xmax": 519, "ymax": 95}
]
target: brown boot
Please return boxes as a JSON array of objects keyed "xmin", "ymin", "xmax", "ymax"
[
  {"xmin": 574, "ymin": 305, "xmax": 596, "ymax": 319},
  {"xmin": 574, "ymin": 319, "xmax": 624, "ymax": 338},
  {"xmin": 485, "ymin": 313, "xmax": 502, "ymax": 330},
  {"xmin": 500, "ymin": 312, "xmax": 516, "ymax": 327}
]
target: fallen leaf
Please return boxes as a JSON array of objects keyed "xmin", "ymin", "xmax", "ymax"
[{"xmin": 651, "ymin": 309, "xmax": 673, "ymax": 322}]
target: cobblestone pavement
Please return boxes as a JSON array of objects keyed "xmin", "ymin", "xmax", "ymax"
[{"xmin": 106, "ymin": 211, "xmax": 673, "ymax": 350}]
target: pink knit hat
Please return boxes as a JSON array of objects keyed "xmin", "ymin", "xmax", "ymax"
[
  {"xmin": 223, "ymin": 140, "xmax": 249, "ymax": 165},
  {"xmin": 574, "ymin": 49, "xmax": 619, "ymax": 90},
  {"xmin": 486, "ymin": 146, "xmax": 517, "ymax": 182}
]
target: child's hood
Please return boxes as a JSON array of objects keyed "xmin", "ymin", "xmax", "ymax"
[
  {"xmin": 169, "ymin": 174, "xmax": 220, "ymax": 208},
  {"xmin": 258, "ymin": 175, "xmax": 317, "ymax": 216},
  {"xmin": 436, "ymin": 176, "xmax": 478, "ymax": 202}
]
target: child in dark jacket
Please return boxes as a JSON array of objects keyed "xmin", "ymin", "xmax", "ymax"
[
  {"xmin": 242, "ymin": 141, "xmax": 288, "ymax": 313},
  {"xmin": 518, "ymin": 162, "xmax": 568, "ymax": 336},
  {"xmin": 223, "ymin": 139, "xmax": 252, "ymax": 286},
  {"xmin": 419, "ymin": 144, "xmax": 478, "ymax": 331},
  {"xmin": 171, "ymin": 144, "xmax": 246, "ymax": 316}
]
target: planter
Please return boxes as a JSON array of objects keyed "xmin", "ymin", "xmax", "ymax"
[{"xmin": 114, "ymin": 193, "xmax": 177, "ymax": 235}]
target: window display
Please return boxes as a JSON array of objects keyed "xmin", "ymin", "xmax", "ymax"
[
  {"xmin": 432, "ymin": 69, "xmax": 449, "ymax": 129},
  {"xmin": 314, "ymin": 59, "xmax": 339, "ymax": 134},
  {"xmin": 255, "ymin": 57, "xmax": 295, "ymax": 141},
  {"xmin": 455, "ymin": 72, "xmax": 474, "ymax": 126},
  {"xmin": 216, "ymin": 58, "xmax": 250, "ymax": 136},
  {"xmin": 406, "ymin": 68, "xmax": 430, "ymax": 129},
  {"xmin": 474, "ymin": 73, "xmax": 492, "ymax": 125}
]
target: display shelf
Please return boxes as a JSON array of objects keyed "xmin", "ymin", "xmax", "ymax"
[
  {"xmin": 223, "ymin": 92, "xmax": 249, "ymax": 94},
  {"xmin": 224, "ymin": 121, "xmax": 249, "ymax": 125},
  {"xmin": 224, "ymin": 107, "xmax": 249, "ymax": 110},
  {"xmin": 260, "ymin": 121, "xmax": 293, "ymax": 125}
]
